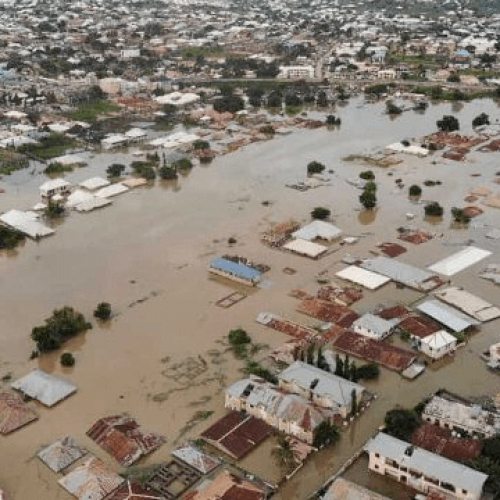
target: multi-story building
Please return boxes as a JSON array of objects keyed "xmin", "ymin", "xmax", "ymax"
[{"xmin": 365, "ymin": 433, "xmax": 488, "ymax": 500}]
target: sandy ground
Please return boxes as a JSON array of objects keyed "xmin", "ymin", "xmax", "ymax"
[{"xmin": 1, "ymin": 97, "xmax": 500, "ymax": 499}]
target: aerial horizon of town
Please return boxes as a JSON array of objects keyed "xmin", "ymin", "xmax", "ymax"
[{"xmin": 2, "ymin": 1, "xmax": 500, "ymax": 500}]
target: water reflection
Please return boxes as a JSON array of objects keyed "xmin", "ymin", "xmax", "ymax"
[{"xmin": 358, "ymin": 209, "xmax": 378, "ymax": 225}]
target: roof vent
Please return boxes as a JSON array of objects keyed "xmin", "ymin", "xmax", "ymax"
[
  {"xmin": 310, "ymin": 378, "xmax": 319, "ymax": 390},
  {"xmin": 404, "ymin": 445, "xmax": 414, "ymax": 457}
]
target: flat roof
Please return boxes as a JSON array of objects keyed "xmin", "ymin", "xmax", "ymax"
[
  {"xmin": 417, "ymin": 300, "xmax": 480, "ymax": 332},
  {"xmin": 336, "ymin": 266, "xmax": 391, "ymax": 290},
  {"xmin": 365, "ymin": 433, "xmax": 488, "ymax": 493},
  {"xmin": 210, "ymin": 258, "xmax": 262, "ymax": 281},
  {"xmin": 324, "ymin": 478, "xmax": 391, "ymax": 500},
  {"xmin": 0, "ymin": 210, "xmax": 55, "ymax": 239},
  {"xmin": 429, "ymin": 246, "xmax": 491, "ymax": 276}
]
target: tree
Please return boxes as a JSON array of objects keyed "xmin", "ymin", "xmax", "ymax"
[
  {"xmin": 306, "ymin": 343, "xmax": 315, "ymax": 365},
  {"xmin": 409, "ymin": 184, "xmax": 422, "ymax": 197},
  {"xmin": 106, "ymin": 163, "xmax": 125, "ymax": 178},
  {"xmin": 424, "ymin": 202, "xmax": 444, "ymax": 217},
  {"xmin": 44, "ymin": 198, "xmax": 65, "ymax": 219},
  {"xmin": 326, "ymin": 114, "xmax": 341, "ymax": 126},
  {"xmin": 171, "ymin": 158, "xmax": 193, "ymax": 171},
  {"xmin": 482, "ymin": 436, "xmax": 500, "ymax": 463},
  {"xmin": 311, "ymin": 207, "xmax": 331, "ymax": 220},
  {"xmin": 272, "ymin": 433, "xmax": 297, "ymax": 469},
  {"xmin": 472, "ymin": 113, "xmax": 490, "ymax": 128},
  {"xmin": 94, "ymin": 302, "xmax": 112, "ymax": 320},
  {"xmin": 384, "ymin": 408, "xmax": 420, "ymax": 441},
  {"xmin": 307, "ymin": 161, "xmax": 325, "ymax": 175},
  {"xmin": 159, "ymin": 166, "xmax": 178, "ymax": 180},
  {"xmin": 359, "ymin": 170, "xmax": 375, "ymax": 180},
  {"xmin": 313, "ymin": 421, "xmax": 340, "ymax": 449},
  {"xmin": 350, "ymin": 389, "xmax": 358, "ymax": 415},
  {"xmin": 193, "ymin": 139, "xmax": 210, "ymax": 150},
  {"xmin": 364, "ymin": 181, "xmax": 377, "ymax": 193},
  {"xmin": 437, "ymin": 115, "xmax": 459, "ymax": 132},
  {"xmin": 359, "ymin": 189, "xmax": 377, "ymax": 209},
  {"xmin": 451, "ymin": 207, "xmax": 471, "ymax": 224},
  {"xmin": 343, "ymin": 355, "xmax": 350, "ymax": 379},
  {"xmin": 0, "ymin": 226, "xmax": 24, "ymax": 249},
  {"xmin": 213, "ymin": 95, "xmax": 245, "ymax": 113},
  {"xmin": 31, "ymin": 307, "xmax": 92, "ymax": 352},
  {"xmin": 228, "ymin": 328, "xmax": 251, "ymax": 346},
  {"xmin": 350, "ymin": 361, "xmax": 358, "ymax": 382},
  {"xmin": 60, "ymin": 352, "xmax": 75, "ymax": 366},
  {"xmin": 447, "ymin": 73, "xmax": 460, "ymax": 83},
  {"xmin": 335, "ymin": 355, "xmax": 344, "ymax": 377},
  {"xmin": 356, "ymin": 363, "xmax": 380, "ymax": 380},
  {"xmin": 386, "ymin": 101, "xmax": 402, "ymax": 115},
  {"xmin": 317, "ymin": 346, "xmax": 326, "ymax": 370}
]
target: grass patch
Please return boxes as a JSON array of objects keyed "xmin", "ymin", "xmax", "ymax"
[
  {"xmin": 18, "ymin": 133, "xmax": 78, "ymax": 160},
  {"xmin": 44, "ymin": 162, "xmax": 73, "ymax": 175},
  {"xmin": 285, "ymin": 105, "xmax": 303, "ymax": 116},
  {"xmin": 70, "ymin": 100, "xmax": 120, "ymax": 122},
  {"xmin": 0, "ymin": 150, "xmax": 29, "ymax": 175}
]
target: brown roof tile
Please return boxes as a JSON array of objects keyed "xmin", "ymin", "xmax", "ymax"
[{"xmin": 0, "ymin": 392, "xmax": 38, "ymax": 435}]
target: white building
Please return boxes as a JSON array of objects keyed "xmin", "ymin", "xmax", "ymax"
[
  {"xmin": 422, "ymin": 391, "xmax": 500, "ymax": 438},
  {"xmin": 365, "ymin": 433, "xmax": 488, "ymax": 500},
  {"xmin": 352, "ymin": 313, "xmax": 395, "ymax": 340},
  {"xmin": 279, "ymin": 65, "xmax": 315, "ymax": 79},
  {"xmin": 419, "ymin": 330, "xmax": 457, "ymax": 359},
  {"xmin": 225, "ymin": 377, "xmax": 333, "ymax": 444},
  {"xmin": 39, "ymin": 179, "xmax": 72, "ymax": 198},
  {"xmin": 120, "ymin": 48, "xmax": 140, "ymax": 59},
  {"xmin": 278, "ymin": 362, "xmax": 364, "ymax": 418}
]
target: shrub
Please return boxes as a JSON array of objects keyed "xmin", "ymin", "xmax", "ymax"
[
  {"xmin": 384, "ymin": 408, "xmax": 420, "ymax": 441},
  {"xmin": 159, "ymin": 166, "xmax": 178, "ymax": 180},
  {"xmin": 0, "ymin": 226, "xmax": 25, "ymax": 249},
  {"xmin": 93, "ymin": 302, "xmax": 112, "ymax": 320},
  {"xmin": 472, "ymin": 113, "xmax": 490, "ymax": 128},
  {"xmin": 409, "ymin": 184, "xmax": 422, "ymax": 196},
  {"xmin": 106, "ymin": 163, "xmax": 125, "ymax": 178},
  {"xmin": 307, "ymin": 161, "xmax": 326, "ymax": 175},
  {"xmin": 311, "ymin": 207, "xmax": 331, "ymax": 220},
  {"xmin": 424, "ymin": 202, "xmax": 444, "ymax": 217},
  {"xmin": 171, "ymin": 158, "xmax": 193, "ymax": 170},
  {"xmin": 228, "ymin": 328, "xmax": 251, "ymax": 346},
  {"xmin": 437, "ymin": 115, "xmax": 459, "ymax": 132},
  {"xmin": 44, "ymin": 162, "xmax": 72, "ymax": 174},
  {"xmin": 356, "ymin": 362, "xmax": 380, "ymax": 380},
  {"xmin": 359, "ymin": 170, "xmax": 375, "ymax": 180},
  {"xmin": 61, "ymin": 352, "xmax": 75, "ymax": 367},
  {"xmin": 193, "ymin": 139, "xmax": 210, "ymax": 150},
  {"xmin": 451, "ymin": 207, "xmax": 471, "ymax": 224}
]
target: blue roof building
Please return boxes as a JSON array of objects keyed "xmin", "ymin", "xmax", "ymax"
[{"xmin": 209, "ymin": 258, "xmax": 262, "ymax": 285}]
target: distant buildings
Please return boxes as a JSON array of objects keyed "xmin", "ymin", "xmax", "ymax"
[
  {"xmin": 279, "ymin": 65, "xmax": 315, "ymax": 79},
  {"xmin": 365, "ymin": 432, "xmax": 488, "ymax": 500}
]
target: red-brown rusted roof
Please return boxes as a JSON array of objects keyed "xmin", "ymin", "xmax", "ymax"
[
  {"xmin": 87, "ymin": 415, "xmax": 164, "ymax": 467},
  {"xmin": 332, "ymin": 331, "xmax": 415, "ymax": 372},
  {"xmin": 201, "ymin": 412, "xmax": 272, "ymax": 460},
  {"xmin": 104, "ymin": 481, "xmax": 164, "ymax": 500},
  {"xmin": 297, "ymin": 298, "xmax": 359, "ymax": 328},
  {"xmin": 412, "ymin": 424, "xmax": 482, "ymax": 463},
  {"xmin": 378, "ymin": 242, "xmax": 407, "ymax": 258},
  {"xmin": 398, "ymin": 314, "xmax": 441, "ymax": 339},
  {"xmin": 377, "ymin": 305, "xmax": 410, "ymax": 320},
  {"xmin": 0, "ymin": 392, "xmax": 38, "ymax": 435}
]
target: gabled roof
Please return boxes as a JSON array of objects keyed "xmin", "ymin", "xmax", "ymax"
[
  {"xmin": 172, "ymin": 444, "xmax": 220, "ymax": 475},
  {"xmin": 291, "ymin": 221, "xmax": 342, "ymax": 242},
  {"xmin": 104, "ymin": 481, "xmax": 165, "ymax": 500},
  {"xmin": 38, "ymin": 436, "xmax": 87, "ymax": 473},
  {"xmin": 11, "ymin": 370, "xmax": 77, "ymax": 407},
  {"xmin": 59, "ymin": 457, "xmax": 125, "ymax": 500},
  {"xmin": 0, "ymin": 392, "xmax": 38, "ymax": 435},
  {"xmin": 417, "ymin": 300, "xmax": 480, "ymax": 332}
]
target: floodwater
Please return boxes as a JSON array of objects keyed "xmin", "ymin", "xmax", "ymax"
[{"xmin": 1, "ymin": 97, "xmax": 500, "ymax": 499}]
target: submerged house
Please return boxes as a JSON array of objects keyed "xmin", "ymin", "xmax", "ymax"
[
  {"xmin": 365, "ymin": 432, "xmax": 488, "ymax": 500},
  {"xmin": 208, "ymin": 258, "xmax": 262, "ymax": 286}
]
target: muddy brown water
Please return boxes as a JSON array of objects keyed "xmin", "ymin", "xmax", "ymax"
[{"xmin": 1, "ymin": 98, "xmax": 500, "ymax": 499}]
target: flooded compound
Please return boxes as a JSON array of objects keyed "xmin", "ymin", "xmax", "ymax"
[{"xmin": 1, "ymin": 97, "xmax": 500, "ymax": 499}]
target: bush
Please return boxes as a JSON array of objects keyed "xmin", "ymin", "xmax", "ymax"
[
  {"xmin": 437, "ymin": 115, "xmax": 459, "ymax": 132},
  {"xmin": 307, "ymin": 161, "xmax": 325, "ymax": 175},
  {"xmin": 93, "ymin": 302, "xmax": 112, "ymax": 320},
  {"xmin": 384, "ymin": 408, "xmax": 420, "ymax": 441},
  {"xmin": 60, "ymin": 352, "xmax": 75, "ymax": 367},
  {"xmin": 472, "ymin": 113, "xmax": 490, "ymax": 128},
  {"xmin": 159, "ymin": 166, "xmax": 178, "ymax": 180},
  {"xmin": 424, "ymin": 202, "xmax": 444, "ymax": 217},
  {"xmin": 131, "ymin": 161, "xmax": 156, "ymax": 180},
  {"xmin": 359, "ymin": 189, "xmax": 377, "ymax": 209},
  {"xmin": 311, "ymin": 207, "xmax": 331, "ymax": 220},
  {"xmin": 356, "ymin": 362, "xmax": 380, "ymax": 380},
  {"xmin": 193, "ymin": 139, "xmax": 210, "ymax": 150},
  {"xmin": 171, "ymin": 158, "xmax": 193, "ymax": 171},
  {"xmin": 213, "ymin": 95, "xmax": 245, "ymax": 113},
  {"xmin": 451, "ymin": 207, "xmax": 471, "ymax": 224},
  {"xmin": 326, "ymin": 114, "xmax": 341, "ymax": 125},
  {"xmin": 359, "ymin": 170, "xmax": 375, "ymax": 180},
  {"xmin": 409, "ymin": 184, "xmax": 422, "ymax": 196},
  {"xmin": 106, "ymin": 163, "xmax": 125, "ymax": 178},
  {"xmin": 313, "ymin": 421, "xmax": 340, "ymax": 448},
  {"xmin": 245, "ymin": 360, "xmax": 277, "ymax": 384},
  {"xmin": 31, "ymin": 307, "xmax": 92, "ymax": 352},
  {"xmin": 228, "ymin": 328, "xmax": 251, "ymax": 346},
  {"xmin": 44, "ymin": 162, "xmax": 73, "ymax": 174},
  {"xmin": 0, "ymin": 226, "xmax": 25, "ymax": 249}
]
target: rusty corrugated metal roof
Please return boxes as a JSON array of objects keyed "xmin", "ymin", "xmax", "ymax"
[
  {"xmin": 104, "ymin": 481, "xmax": 165, "ymax": 500},
  {"xmin": 87, "ymin": 415, "xmax": 164, "ymax": 467},
  {"xmin": 38, "ymin": 436, "xmax": 87, "ymax": 473},
  {"xmin": 0, "ymin": 392, "xmax": 38, "ymax": 435}
]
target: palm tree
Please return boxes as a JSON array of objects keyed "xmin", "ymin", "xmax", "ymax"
[{"xmin": 272, "ymin": 433, "xmax": 297, "ymax": 470}]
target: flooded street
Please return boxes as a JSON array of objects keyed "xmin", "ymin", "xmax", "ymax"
[{"xmin": 1, "ymin": 97, "xmax": 500, "ymax": 499}]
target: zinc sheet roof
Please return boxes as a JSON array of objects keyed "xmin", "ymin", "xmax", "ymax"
[
  {"xmin": 365, "ymin": 433, "xmax": 488, "ymax": 493},
  {"xmin": 428, "ymin": 246, "xmax": 491, "ymax": 276},
  {"xmin": 79, "ymin": 177, "xmax": 110, "ymax": 191},
  {"xmin": 360, "ymin": 256, "xmax": 435, "ymax": 289},
  {"xmin": 0, "ymin": 392, "xmax": 38, "ymax": 435},
  {"xmin": 282, "ymin": 239, "xmax": 328, "ymax": 258},
  {"xmin": 172, "ymin": 444, "xmax": 220, "ymax": 475},
  {"xmin": 0, "ymin": 209, "xmax": 55, "ymax": 239},
  {"xmin": 336, "ymin": 266, "xmax": 390, "ymax": 290},
  {"xmin": 94, "ymin": 183, "xmax": 129, "ymax": 198},
  {"xmin": 417, "ymin": 300, "xmax": 480, "ymax": 332},
  {"xmin": 421, "ymin": 330, "xmax": 457, "ymax": 349},
  {"xmin": 434, "ymin": 286, "xmax": 500, "ymax": 322},
  {"xmin": 324, "ymin": 478, "xmax": 391, "ymax": 500},
  {"xmin": 291, "ymin": 221, "xmax": 342, "ymax": 242},
  {"xmin": 38, "ymin": 436, "xmax": 87, "ymax": 473},
  {"xmin": 59, "ymin": 457, "xmax": 125, "ymax": 500},
  {"xmin": 39, "ymin": 178, "xmax": 71, "ymax": 193},
  {"xmin": 11, "ymin": 370, "xmax": 77, "ymax": 407},
  {"xmin": 209, "ymin": 258, "xmax": 261, "ymax": 281}
]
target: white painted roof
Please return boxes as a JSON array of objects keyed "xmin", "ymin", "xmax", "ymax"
[
  {"xmin": 365, "ymin": 433, "xmax": 488, "ymax": 493},
  {"xmin": 352, "ymin": 313, "xmax": 394, "ymax": 337},
  {"xmin": 336, "ymin": 265, "xmax": 390, "ymax": 290},
  {"xmin": 0, "ymin": 210, "xmax": 54, "ymax": 239},
  {"xmin": 11, "ymin": 370, "xmax": 77, "ymax": 407},
  {"xmin": 39, "ymin": 178, "xmax": 71, "ymax": 194},
  {"xmin": 94, "ymin": 183, "xmax": 129, "ymax": 198},
  {"xmin": 429, "ymin": 246, "xmax": 491, "ymax": 276},
  {"xmin": 421, "ymin": 330, "xmax": 457, "ymax": 349},
  {"xmin": 79, "ymin": 177, "xmax": 110, "ymax": 191},
  {"xmin": 291, "ymin": 220, "xmax": 342, "ymax": 242},
  {"xmin": 283, "ymin": 238, "xmax": 328, "ymax": 258}
]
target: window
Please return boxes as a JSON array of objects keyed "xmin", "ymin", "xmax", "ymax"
[
  {"xmin": 375, "ymin": 453, "xmax": 380, "ymax": 458},
  {"xmin": 374, "ymin": 464, "xmax": 379, "ymax": 470},
  {"xmin": 400, "ymin": 466, "xmax": 407, "ymax": 472}
]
